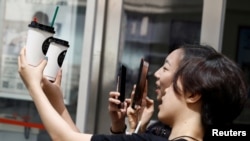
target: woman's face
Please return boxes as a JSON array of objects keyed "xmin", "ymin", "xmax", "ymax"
[
  {"xmin": 157, "ymin": 79, "xmax": 185, "ymax": 126},
  {"xmin": 154, "ymin": 49, "xmax": 183, "ymax": 102}
]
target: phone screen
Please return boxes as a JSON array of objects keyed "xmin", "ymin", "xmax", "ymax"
[{"xmin": 132, "ymin": 59, "xmax": 149, "ymax": 109}]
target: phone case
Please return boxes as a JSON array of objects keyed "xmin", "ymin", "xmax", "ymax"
[
  {"xmin": 118, "ymin": 65, "xmax": 127, "ymax": 103},
  {"xmin": 132, "ymin": 58, "xmax": 149, "ymax": 109}
]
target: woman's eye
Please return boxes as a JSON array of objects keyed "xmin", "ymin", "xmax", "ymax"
[{"xmin": 163, "ymin": 67, "xmax": 168, "ymax": 71}]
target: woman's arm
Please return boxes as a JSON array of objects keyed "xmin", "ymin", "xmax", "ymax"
[
  {"xmin": 42, "ymin": 70, "xmax": 79, "ymax": 132},
  {"xmin": 18, "ymin": 47, "xmax": 92, "ymax": 141},
  {"xmin": 30, "ymin": 85, "xmax": 91, "ymax": 141}
]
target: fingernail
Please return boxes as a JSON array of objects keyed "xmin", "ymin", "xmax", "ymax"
[{"xmin": 44, "ymin": 56, "xmax": 48, "ymax": 60}]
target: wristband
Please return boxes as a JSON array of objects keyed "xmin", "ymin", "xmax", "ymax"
[{"xmin": 110, "ymin": 125, "xmax": 127, "ymax": 134}]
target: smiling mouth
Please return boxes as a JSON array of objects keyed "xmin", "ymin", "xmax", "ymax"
[{"xmin": 155, "ymin": 83, "xmax": 160, "ymax": 90}]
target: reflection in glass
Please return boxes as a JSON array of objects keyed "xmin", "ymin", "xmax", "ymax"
[{"xmin": 120, "ymin": 0, "xmax": 203, "ymax": 119}]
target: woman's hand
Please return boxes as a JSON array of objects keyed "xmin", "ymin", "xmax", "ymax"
[
  {"xmin": 126, "ymin": 85, "xmax": 140, "ymax": 133},
  {"xmin": 127, "ymin": 81, "xmax": 154, "ymax": 133},
  {"xmin": 126, "ymin": 103, "xmax": 140, "ymax": 133},
  {"xmin": 41, "ymin": 69, "xmax": 65, "ymax": 114},
  {"xmin": 138, "ymin": 97, "xmax": 154, "ymax": 132},
  {"xmin": 139, "ymin": 80, "xmax": 154, "ymax": 132},
  {"xmin": 18, "ymin": 47, "xmax": 47, "ymax": 90},
  {"xmin": 108, "ymin": 91, "xmax": 128, "ymax": 133}
]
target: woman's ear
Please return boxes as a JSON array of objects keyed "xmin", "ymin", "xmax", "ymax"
[{"xmin": 185, "ymin": 93, "xmax": 201, "ymax": 103}]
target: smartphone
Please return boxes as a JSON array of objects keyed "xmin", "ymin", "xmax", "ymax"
[
  {"xmin": 117, "ymin": 65, "xmax": 127, "ymax": 105},
  {"xmin": 132, "ymin": 58, "xmax": 149, "ymax": 109}
]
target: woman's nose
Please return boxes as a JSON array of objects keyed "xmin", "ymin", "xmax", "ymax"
[{"xmin": 154, "ymin": 68, "xmax": 160, "ymax": 78}]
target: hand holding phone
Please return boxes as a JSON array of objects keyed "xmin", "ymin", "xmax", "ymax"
[{"xmin": 132, "ymin": 59, "xmax": 149, "ymax": 109}]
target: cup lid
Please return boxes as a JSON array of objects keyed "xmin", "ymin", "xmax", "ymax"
[
  {"xmin": 28, "ymin": 21, "xmax": 55, "ymax": 34},
  {"xmin": 52, "ymin": 38, "xmax": 70, "ymax": 47}
]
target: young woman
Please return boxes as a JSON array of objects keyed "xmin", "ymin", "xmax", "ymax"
[
  {"xmin": 18, "ymin": 46, "xmax": 247, "ymax": 141},
  {"xmin": 108, "ymin": 44, "xmax": 218, "ymax": 136}
]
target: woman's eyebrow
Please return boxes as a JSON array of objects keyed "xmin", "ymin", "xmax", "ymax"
[{"xmin": 165, "ymin": 59, "xmax": 171, "ymax": 66}]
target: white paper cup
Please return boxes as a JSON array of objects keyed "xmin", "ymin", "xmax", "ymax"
[
  {"xmin": 43, "ymin": 38, "xmax": 69, "ymax": 82},
  {"xmin": 26, "ymin": 20, "xmax": 55, "ymax": 66}
]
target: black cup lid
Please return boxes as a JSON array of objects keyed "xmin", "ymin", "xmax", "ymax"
[
  {"xmin": 51, "ymin": 38, "xmax": 70, "ymax": 47},
  {"xmin": 28, "ymin": 21, "xmax": 55, "ymax": 34}
]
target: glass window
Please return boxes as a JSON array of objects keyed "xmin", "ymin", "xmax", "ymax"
[
  {"xmin": 121, "ymin": 0, "xmax": 203, "ymax": 119},
  {"xmin": 0, "ymin": 0, "xmax": 86, "ymax": 140},
  {"xmin": 222, "ymin": 0, "xmax": 250, "ymax": 124},
  {"xmin": 93, "ymin": 0, "xmax": 204, "ymax": 134}
]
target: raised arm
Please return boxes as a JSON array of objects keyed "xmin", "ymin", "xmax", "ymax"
[
  {"xmin": 18, "ymin": 47, "xmax": 92, "ymax": 141},
  {"xmin": 41, "ymin": 69, "xmax": 79, "ymax": 132}
]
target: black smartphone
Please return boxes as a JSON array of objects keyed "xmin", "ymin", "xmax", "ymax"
[
  {"xmin": 132, "ymin": 58, "xmax": 149, "ymax": 109},
  {"xmin": 117, "ymin": 65, "xmax": 127, "ymax": 105}
]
